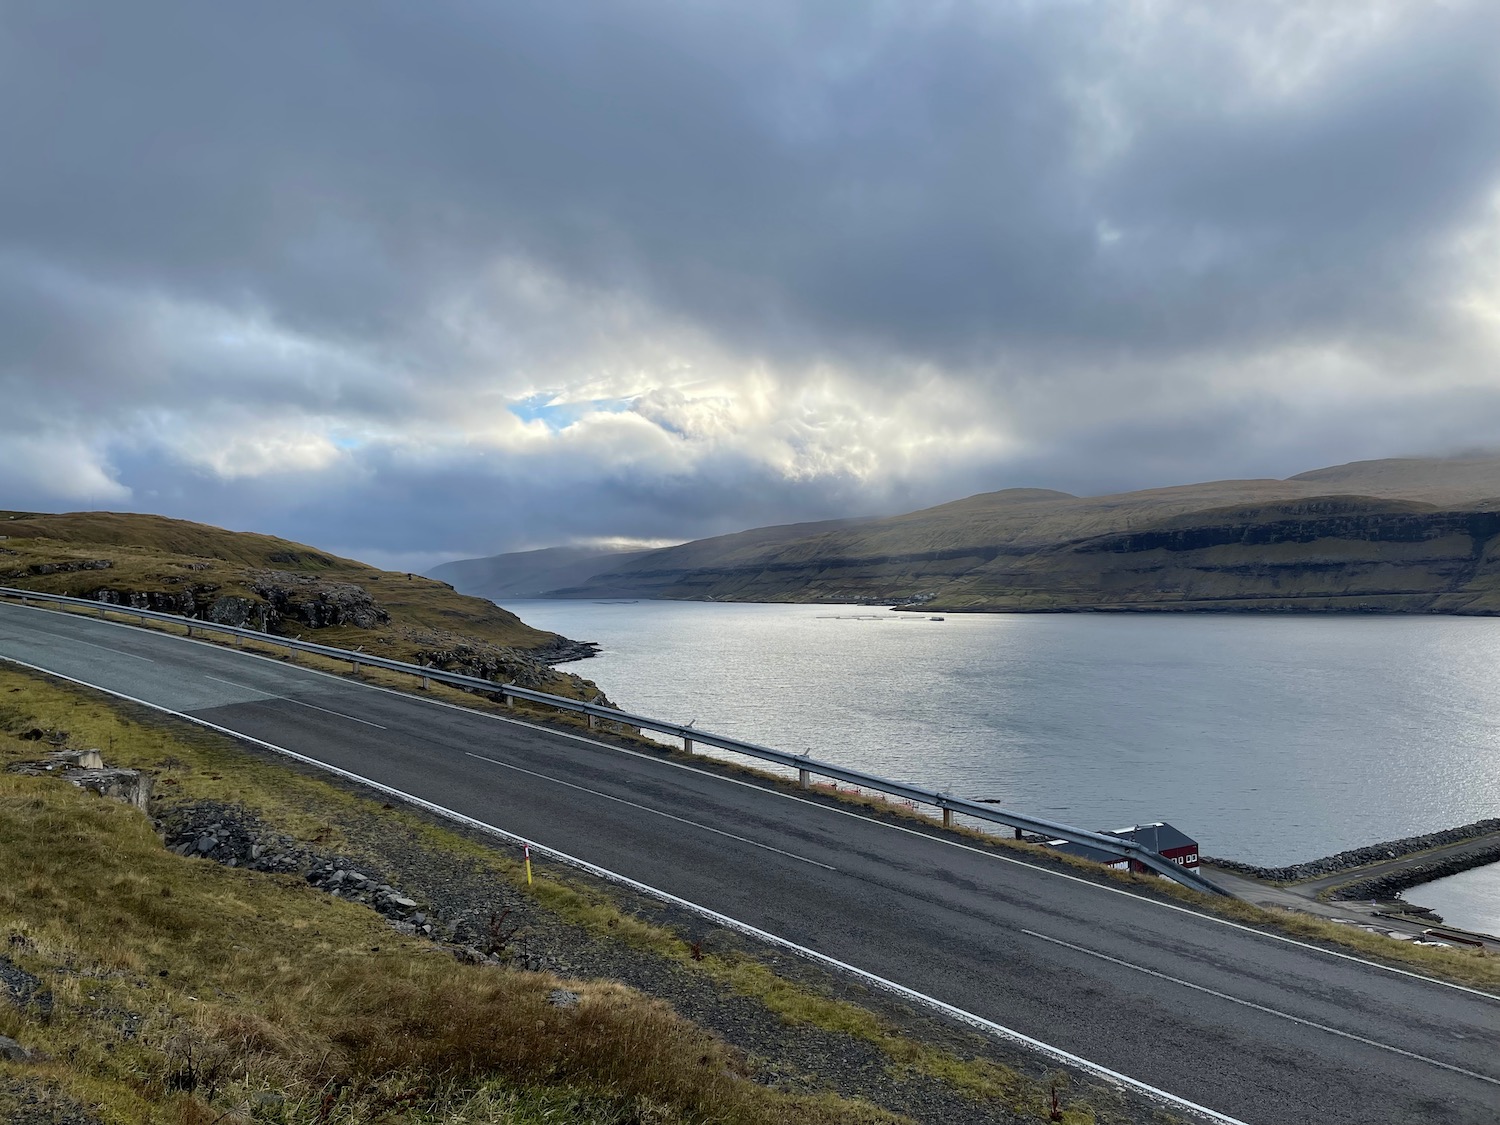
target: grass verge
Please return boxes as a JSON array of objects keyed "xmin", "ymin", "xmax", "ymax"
[
  {"xmin": 0, "ymin": 666, "xmax": 1110, "ymax": 1124},
  {"xmin": 0, "ymin": 699, "xmax": 907, "ymax": 1122}
]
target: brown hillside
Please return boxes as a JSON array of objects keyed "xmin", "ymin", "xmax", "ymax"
[
  {"xmin": 554, "ymin": 457, "xmax": 1500, "ymax": 613},
  {"xmin": 0, "ymin": 510, "xmax": 598, "ymax": 690}
]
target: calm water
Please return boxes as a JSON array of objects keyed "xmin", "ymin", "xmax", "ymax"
[
  {"xmin": 1404, "ymin": 864, "xmax": 1500, "ymax": 938},
  {"xmin": 509, "ymin": 601, "xmax": 1500, "ymax": 868}
]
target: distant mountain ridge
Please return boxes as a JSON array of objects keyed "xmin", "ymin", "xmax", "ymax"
[
  {"xmin": 433, "ymin": 456, "xmax": 1500, "ymax": 615},
  {"xmin": 429, "ymin": 545, "xmax": 656, "ymax": 600}
]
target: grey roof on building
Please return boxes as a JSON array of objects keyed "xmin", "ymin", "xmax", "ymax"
[{"xmin": 1104, "ymin": 822, "xmax": 1197, "ymax": 853}]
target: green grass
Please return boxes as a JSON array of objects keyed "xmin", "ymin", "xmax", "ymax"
[
  {"xmin": 0, "ymin": 510, "xmax": 590, "ymax": 682},
  {"xmin": 0, "ymin": 668, "xmax": 1118, "ymax": 1123},
  {"xmin": 0, "ymin": 676, "xmax": 912, "ymax": 1125}
]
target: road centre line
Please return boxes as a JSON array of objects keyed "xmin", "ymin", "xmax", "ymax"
[
  {"xmin": 202, "ymin": 673, "xmax": 386, "ymax": 729},
  {"xmin": 7, "ymin": 602, "xmax": 1496, "ymax": 1003},
  {"xmin": 0, "ymin": 654, "xmax": 1249, "ymax": 1125},
  {"xmin": 1020, "ymin": 929, "xmax": 1499, "ymax": 1087},
  {"xmin": 53, "ymin": 633, "xmax": 155, "ymax": 662},
  {"xmin": 466, "ymin": 751, "xmax": 836, "ymax": 871}
]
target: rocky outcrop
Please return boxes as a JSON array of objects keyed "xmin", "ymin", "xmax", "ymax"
[
  {"xmin": 158, "ymin": 802, "xmax": 535, "ymax": 965},
  {"xmin": 7, "ymin": 750, "xmax": 153, "ymax": 812},
  {"xmin": 412, "ymin": 640, "xmax": 604, "ymax": 693},
  {"xmin": 86, "ymin": 573, "xmax": 390, "ymax": 631},
  {"xmin": 247, "ymin": 570, "xmax": 390, "ymax": 629},
  {"xmin": 90, "ymin": 586, "xmax": 200, "ymax": 616},
  {"xmin": 204, "ymin": 595, "xmax": 273, "ymax": 630},
  {"xmin": 0, "ymin": 559, "xmax": 113, "ymax": 578}
]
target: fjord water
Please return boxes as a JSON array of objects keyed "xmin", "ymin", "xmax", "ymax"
[{"xmin": 509, "ymin": 601, "xmax": 1500, "ymax": 868}]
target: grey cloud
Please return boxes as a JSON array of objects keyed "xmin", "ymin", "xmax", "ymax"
[
  {"xmin": 4, "ymin": 1, "xmax": 1500, "ymax": 557},
  {"xmin": 9, "ymin": 2, "xmax": 1493, "ymax": 362}
]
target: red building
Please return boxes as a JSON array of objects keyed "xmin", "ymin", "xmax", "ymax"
[{"xmin": 1044, "ymin": 821, "xmax": 1199, "ymax": 875}]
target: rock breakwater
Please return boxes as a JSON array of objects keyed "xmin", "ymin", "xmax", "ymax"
[{"xmin": 1205, "ymin": 818, "xmax": 1500, "ymax": 885}]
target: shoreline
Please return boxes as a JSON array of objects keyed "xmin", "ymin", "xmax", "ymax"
[{"xmin": 1206, "ymin": 822, "xmax": 1500, "ymax": 906}]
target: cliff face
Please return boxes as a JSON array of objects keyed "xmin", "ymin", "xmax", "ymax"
[
  {"xmin": 540, "ymin": 457, "xmax": 1500, "ymax": 614},
  {"xmin": 934, "ymin": 499, "xmax": 1500, "ymax": 613}
]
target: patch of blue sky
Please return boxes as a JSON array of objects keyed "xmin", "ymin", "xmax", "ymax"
[{"xmin": 509, "ymin": 393, "xmax": 635, "ymax": 432}]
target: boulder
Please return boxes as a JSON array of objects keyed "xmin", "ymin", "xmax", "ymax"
[
  {"xmin": 72, "ymin": 768, "xmax": 154, "ymax": 812},
  {"xmin": 0, "ymin": 1034, "xmax": 30, "ymax": 1062}
]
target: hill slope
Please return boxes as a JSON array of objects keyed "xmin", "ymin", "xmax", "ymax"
[
  {"xmin": 430, "ymin": 544, "xmax": 655, "ymax": 600},
  {"xmin": 437, "ymin": 517, "xmax": 874, "ymax": 601},
  {"xmin": 538, "ymin": 456, "xmax": 1500, "ymax": 614},
  {"xmin": 0, "ymin": 510, "xmax": 601, "ymax": 690}
]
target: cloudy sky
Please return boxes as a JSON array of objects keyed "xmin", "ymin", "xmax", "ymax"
[{"xmin": 4, "ymin": 1, "xmax": 1499, "ymax": 569}]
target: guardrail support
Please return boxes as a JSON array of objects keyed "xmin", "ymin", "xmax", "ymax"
[
  {"xmin": 683, "ymin": 737, "xmax": 694, "ymax": 754},
  {"xmin": 351, "ymin": 659, "xmax": 360, "ymax": 675},
  {"xmin": 587, "ymin": 712, "xmax": 598, "ymax": 729},
  {"xmin": 421, "ymin": 675, "xmax": 430, "ymax": 691},
  {"xmin": 798, "ymin": 768, "xmax": 810, "ymax": 789},
  {"xmin": 942, "ymin": 807, "xmax": 954, "ymax": 829}
]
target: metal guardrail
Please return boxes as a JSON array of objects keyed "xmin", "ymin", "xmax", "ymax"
[{"xmin": 0, "ymin": 584, "xmax": 1231, "ymax": 897}]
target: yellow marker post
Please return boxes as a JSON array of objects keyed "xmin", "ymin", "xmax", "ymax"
[{"xmin": 524, "ymin": 843, "xmax": 533, "ymax": 886}]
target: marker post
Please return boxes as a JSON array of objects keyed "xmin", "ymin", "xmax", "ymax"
[{"xmin": 523, "ymin": 843, "xmax": 533, "ymax": 886}]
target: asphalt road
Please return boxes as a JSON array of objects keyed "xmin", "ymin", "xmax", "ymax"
[{"xmin": 2, "ymin": 602, "xmax": 1497, "ymax": 1125}]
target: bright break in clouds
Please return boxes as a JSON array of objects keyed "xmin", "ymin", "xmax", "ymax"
[{"xmin": 5, "ymin": 1, "xmax": 1500, "ymax": 568}]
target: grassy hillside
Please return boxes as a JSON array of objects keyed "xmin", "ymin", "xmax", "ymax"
[
  {"xmin": 541, "ymin": 457, "xmax": 1500, "ymax": 613},
  {"xmin": 430, "ymin": 545, "xmax": 655, "ymax": 601},
  {"xmin": 437, "ymin": 518, "xmax": 876, "ymax": 602},
  {"xmin": 0, "ymin": 511, "xmax": 599, "ymax": 691}
]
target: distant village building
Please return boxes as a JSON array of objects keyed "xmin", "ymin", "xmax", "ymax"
[{"xmin": 1044, "ymin": 822, "xmax": 1199, "ymax": 875}]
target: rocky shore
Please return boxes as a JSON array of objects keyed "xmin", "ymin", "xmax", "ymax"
[{"xmin": 1205, "ymin": 818, "xmax": 1500, "ymax": 888}]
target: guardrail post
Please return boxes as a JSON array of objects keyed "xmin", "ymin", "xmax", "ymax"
[
  {"xmin": 421, "ymin": 675, "xmax": 430, "ymax": 690},
  {"xmin": 185, "ymin": 624, "xmax": 193, "ymax": 637},
  {"xmin": 97, "ymin": 605, "xmax": 105, "ymax": 618},
  {"xmin": 942, "ymin": 807, "xmax": 954, "ymax": 829},
  {"xmin": 798, "ymin": 768, "xmax": 810, "ymax": 789},
  {"xmin": 587, "ymin": 712, "xmax": 598, "ymax": 729}
]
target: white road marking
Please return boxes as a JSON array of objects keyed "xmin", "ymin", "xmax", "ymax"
[
  {"xmin": 467, "ymin": 751, "xmax": 837, "ymax": 871},
  {"xmin": 0, "ymin": 654, "xmax": 1249, "ymax": 1125},
  {"xmin": 1020, "ymin": 928, "xmax": 1500, "ymax": 1087},
  {"xmin": 202, "ymin": 674, "xmax": 386, "ymax": 729},
  {"xmin": 4, "ymin": 599, "xmax": 1496, "ymax": 1003}
]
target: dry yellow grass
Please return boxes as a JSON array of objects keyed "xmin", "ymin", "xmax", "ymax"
[
  {"xmin": 0, "ymin": 510, "xmax": 601, "ymax": 691},
  {"xmin": 0, "ymin": 668, "xmax": 1114, "ymax": 1123},
  {"xmin": 0, "ymin": 738, "xmax": 904, "ymax": 1124}
]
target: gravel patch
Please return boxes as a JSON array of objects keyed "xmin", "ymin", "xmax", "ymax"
[
  {"xmin": 0, "ymin": 953, "xmax": 51, "ymax": 1016},
  {"xmin": 0, "ymin": 1078, "xmax": 101, "ymax": 1125}
]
